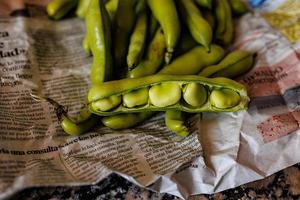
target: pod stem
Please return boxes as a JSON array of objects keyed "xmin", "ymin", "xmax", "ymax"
[
  {"xmin": 30, "ymin": 93, "xmax": 67, "ymax": 122},
  {"xmin": 165, "ymin": 51, "xmax": 173, "ymax": 64}
]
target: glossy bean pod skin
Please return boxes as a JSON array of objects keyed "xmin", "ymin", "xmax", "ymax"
[
  {"xmin": 215, "ymin": 0, "xmax": 227, "ymax": 36},
  {"xmin": 147, "ymin": 0, "xmax": 180, "ymax": 64},
  {"xmin": 86, "ymin": 0, "xmax": 112, "ymax": 84},
  {"xmin": 222, "ymin": 0, "xmax": 234, "ymax": 45},
  {"xmin": 165, "ymin": 110, "xmax": 189, "ymax": 137},
  {"xmin": 127, "ymin": 12, "xmax": 148, "ymax": 70},
  {"xmin": 101, "ymin": 112, "xmax": 153, "ymax": 130},
  {"xmin": 61, "ymin": 114, "xmax": 99, "ymax": 135},
  {"xmin": 178, "ymin": 0, "xmax": 212, "ymax": 51},
  {"xmin": 113, "ymin": 0, "xmax": 136, "ymax": 70},
  {"xmin": 88, "ymin": 74, "xmax": 249, "ymax": 116},
  {"xmin": 47, "ymin": 0, "xmax": 78, "ymax": 20},
  {"xmin": 215, "ymin": 0, "xmax": 234, "ymax": 46},
  {"xmin": 159, "ymin": 45, "xmax": 225, "ymax": 75},
  {"xmin": 76, "ymin": 0, "xmax": 91, "ymax": 18},
  {"xmin": 128, "ymin": 28, "xmax": 166, "ymax": 78},
  {"xmin": 199, "ymin": 50, "xmax": 254, "ymax": 78},
  {"xmin": 42, "ymin": 96, "xmax": 99, "ymax": 136}
]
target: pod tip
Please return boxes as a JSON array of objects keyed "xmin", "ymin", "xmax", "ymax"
[{"xmin": 165, "ymin": 51, "xmax": 173, "ymax": 65}]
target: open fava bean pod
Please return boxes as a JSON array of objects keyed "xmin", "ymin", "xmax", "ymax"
[{"xmin": 88, "ymin": 74, "xmax": 249, "ymax": 116}]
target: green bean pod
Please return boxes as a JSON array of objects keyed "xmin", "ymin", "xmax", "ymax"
[
  {"xmin": 199, "ymin": 50, "xmax": 254, "ymax": 78},
  {"xmin": 101, "ymin": 112, "xmax": 153, "ymax": 129},
  {"xmin": 215, "ymin": 0, "xmax": 234, "ymax": 46},
  {"xmin": 88, "ymin": 74, "xmax": 249, "ymax": 115},
  {"xmin": 76, "ymin": 0, "xmax": 91, "ymax": 18},
  {"xmin": 113, "ymin": 0, "xmax": 136, "ymax": 70},
  {"xmin": 128, "ymin": 28, "xmax": 166, "ymax": 78},
  {"xmin": 165, "ymin": 110, "xmax": 189, "ymax": 137},
  {"xmin": 193, "ymin": 0, "xmax": 212, "ymax": 9},
  {"xmin": 86, "ymin": 0, "xmax": 112, "ymax": 84},
  {"xmin": 39, "ymin": 96, "xmax": 99, "ymax": 136},
  {"xmin": 159, "ymin": 45, "xmax": 225, "ymax": 75},
  {"xmin": 228, "ymin": 0, "xmax": 249, "ymax": 15},
  {"xmin": 222, "ymin": 0, "xmax": 234, "ymax": 45},
  {"xmin": 47, "ymin": 0, "xmax": 78, "ymax": 20},
  {"xmin": 61, "ymin": 114, "xmax": 99, "ymax": 135},
  {"xmin": 127, "ymin": 12, "xmax": 148, "ymax": 70},
  {"xmin": 147, "ymin": 0, "xmax": 180, "ymax": 64},
  {"xmin": 215, "ymin": 0, "xmax": 227, "ymax": 37},
  {"xmin": 178, "ymin": 0, "xmax": 212, "ymax": 51},
  {"xmin": 105, "ymin": 0, "xmax": 119, "ymax": 21}
]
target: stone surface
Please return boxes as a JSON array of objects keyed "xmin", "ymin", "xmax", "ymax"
[{"xmin": 10, "ymin": 163, "xmax": 300, "ymax": 200}]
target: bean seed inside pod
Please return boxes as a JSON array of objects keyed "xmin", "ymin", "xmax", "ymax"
[
  {"xmin": 149, "ymin": 82, "xmax": 182, "ymax": 107},
  {"xmin": 91, "ymin": 95, "xmax": 121, "ymax": 111},
  {"xmin": 209, "ymin": 88, "xmax": 241, "ymax": 109},
  {"xmin": 123, "ymin": 88, "xmax": 149, "ymax": 108},
  {"xmin": 183, "ymin": 83, "xmax": 207, "ymax": 107}
]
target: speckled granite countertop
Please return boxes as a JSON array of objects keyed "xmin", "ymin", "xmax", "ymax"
[{"xmin": 10, "ymin": 163, "xmax": 300, "ymax": 200}]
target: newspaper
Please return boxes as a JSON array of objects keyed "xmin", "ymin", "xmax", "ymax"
[{"xmin": 0, "ymin": 1, "xmax": 299, "ymax": 199}]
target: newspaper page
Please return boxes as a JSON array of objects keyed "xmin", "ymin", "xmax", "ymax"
[{"xmin": 0, "ymin": 0, "xmax": 300, "ymax": 199}]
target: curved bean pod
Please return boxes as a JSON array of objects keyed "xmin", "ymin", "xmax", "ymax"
[
  {"xmin": 199, "ymin": 50, "xmax": 254, "ymax": 78},
  {"xmin": 113, "ymin": 0, "xmax": 136, "ymax": 70},
  {"xmin": 178, "ymin": 0, "xmax": 212, "ymax": 51},
  {"xmin": 165, "ymin": 110, "xmax": 189, "ymax": 137},
  {"xmin": 127, "ymin": 12, "xmax": 148, "ymax": 70},
  {"xmin": 215, "ymin": 0, "xmax": 227, "ymax": 36},
  {"xmin": 215, "ymin": 0, "xmax": 234, "ymax": 46},
  {"xmin": 61, "ymin": 114, "xmax": 99, "ymax": 135},
  {"xmin": 128, "ymin": 28, "xmax": 166, "ymax": 78},
  {"xmin": 159, "ymin": 45, "xmax": 225, "ymax": 75},
  {"xmin": 147, "ymin": 0, "xmax": 180, "ymax": 64},
  {"xmin": 222, "ymin": 0, "xmax": 234, "ymax": 45},
  {"xmin": 86, "ymin": 0, "xmax": 112, "ymax": 84},
  {"xmin": 101, "ymin": 112, "xmax": 153, "ymax": 129},
  {"xmin": 88, "ymin": 74, "xmax": 249, "ymax": 115}
]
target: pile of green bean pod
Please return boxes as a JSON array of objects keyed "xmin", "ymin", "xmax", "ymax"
[{"xmin": 46, "ymin": 0, "xmax": 255, "ymax": 136}]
